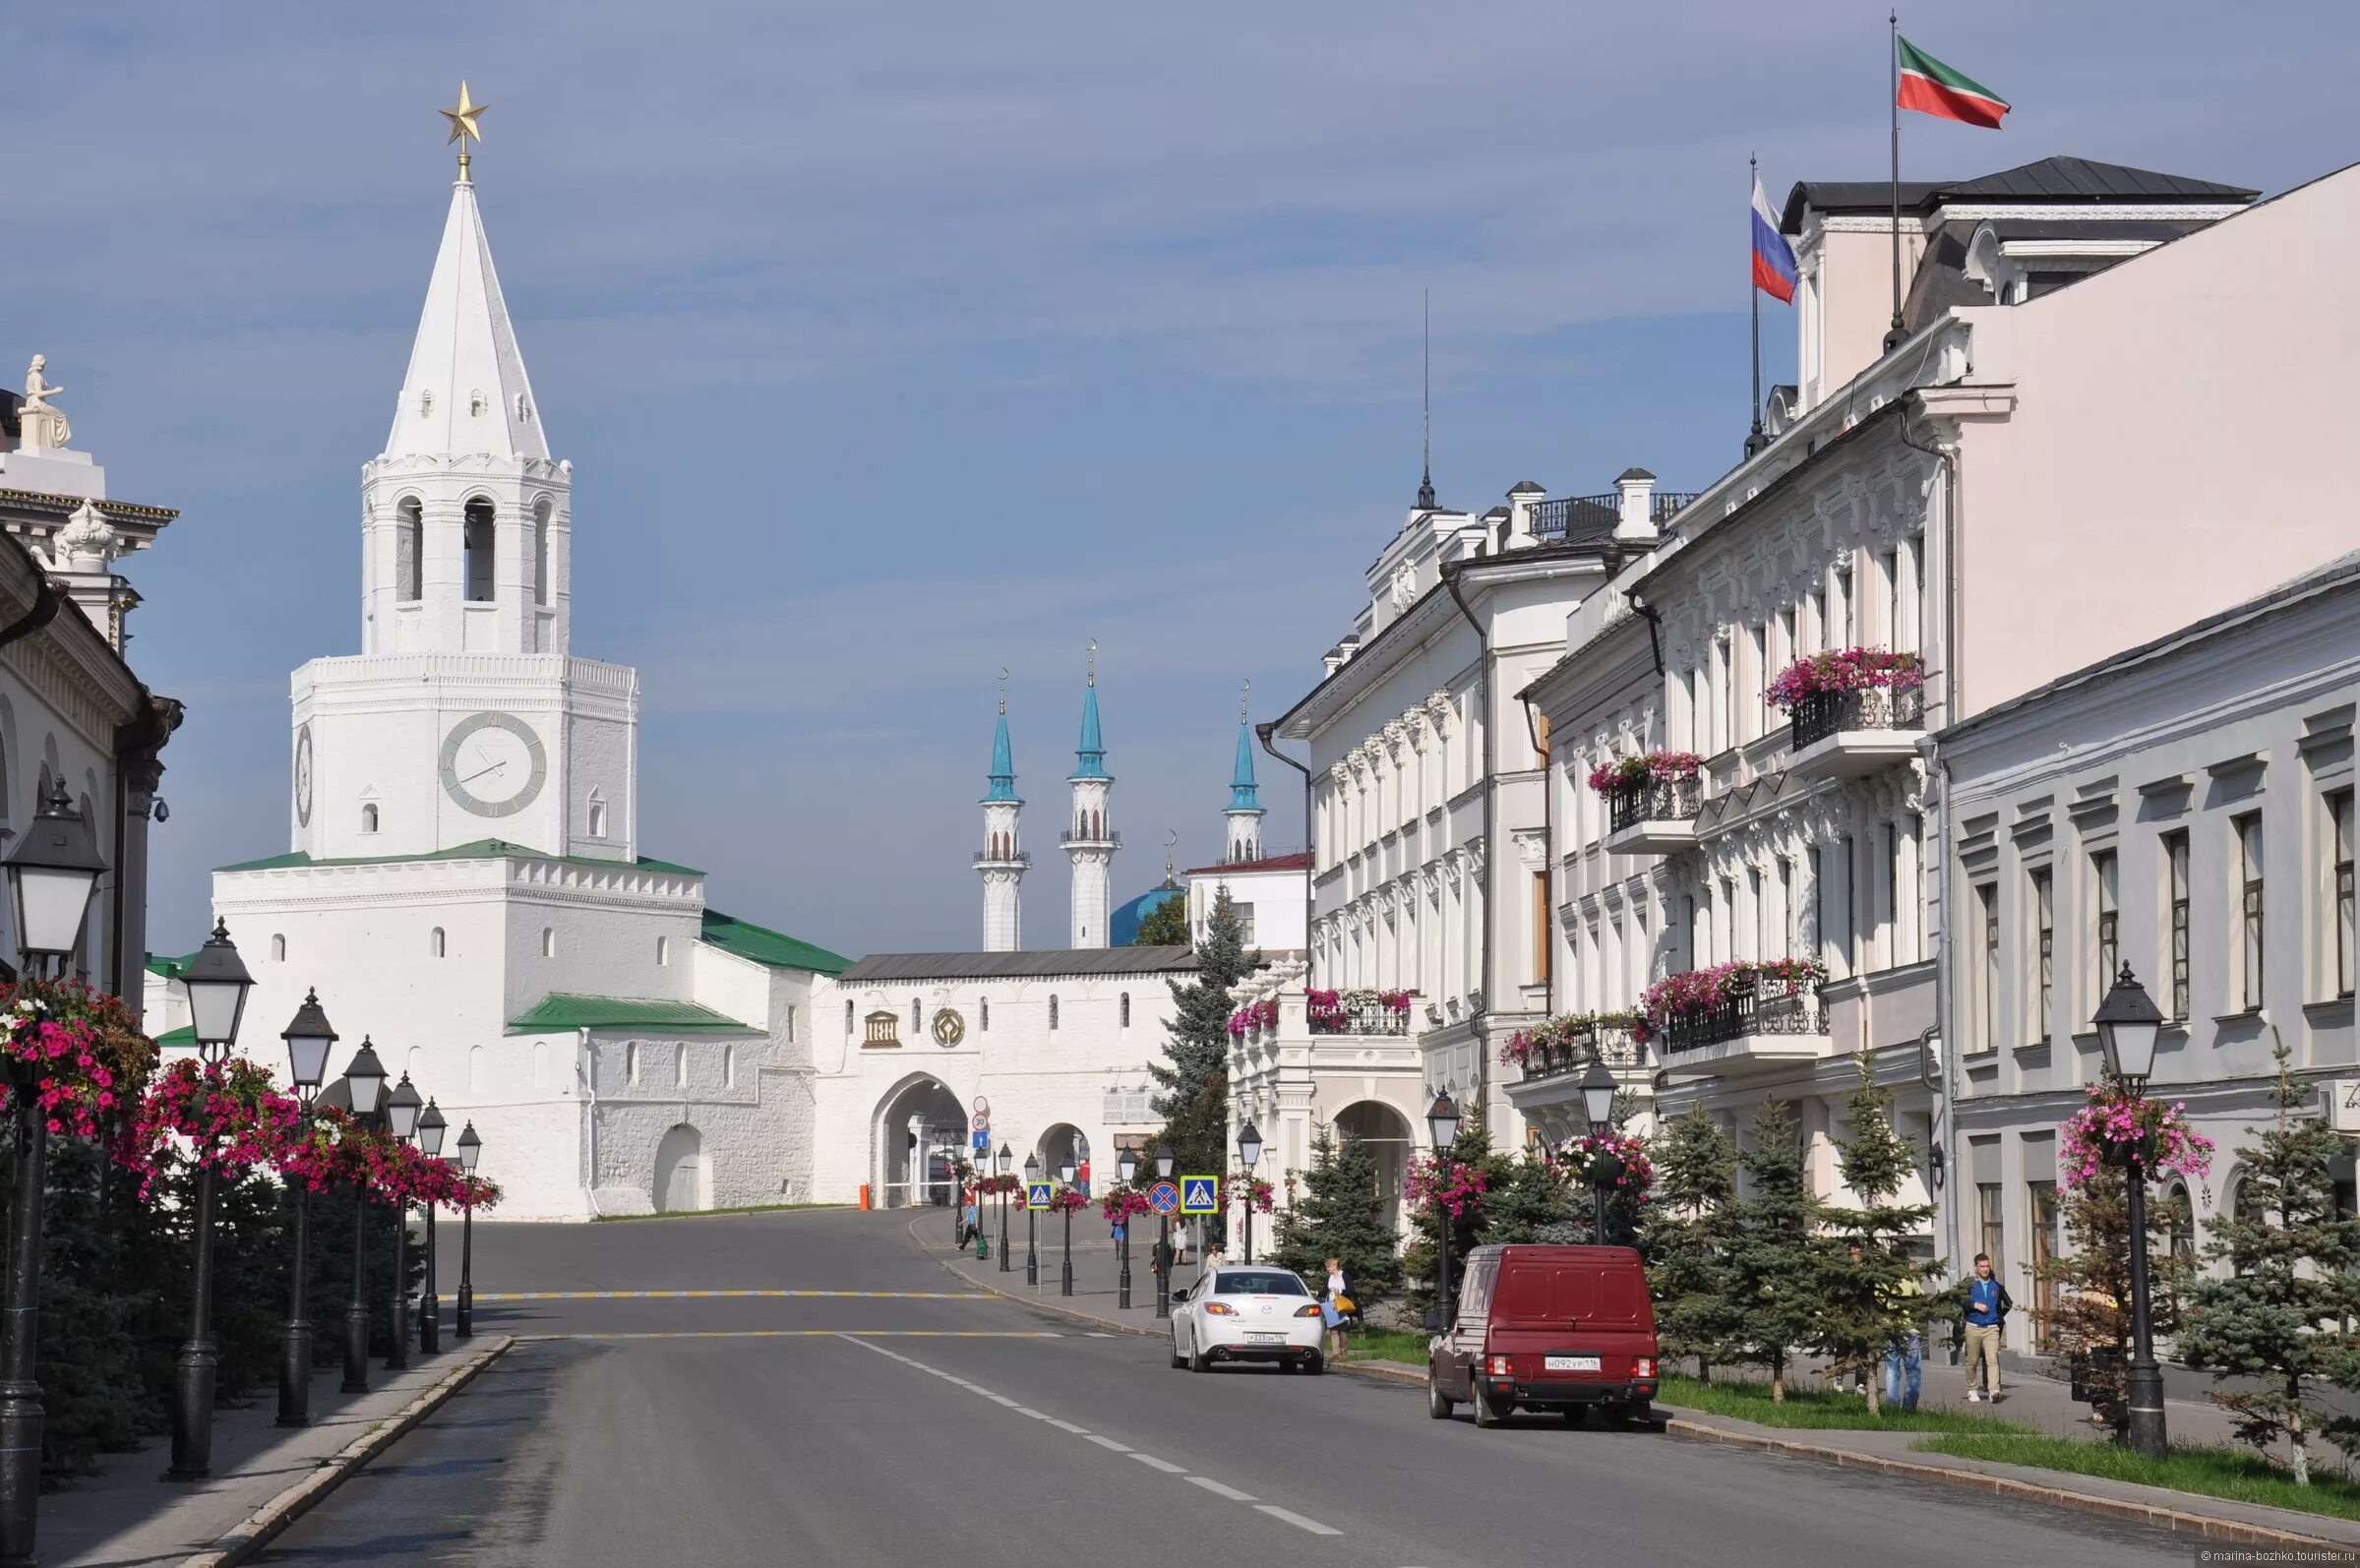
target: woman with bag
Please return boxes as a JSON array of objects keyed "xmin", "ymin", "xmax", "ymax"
[{"xmin": 1321, "ymin": 1257, "xmax": 1355, "ymax": 1362}]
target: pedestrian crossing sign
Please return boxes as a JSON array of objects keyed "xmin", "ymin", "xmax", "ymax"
[
  {"xmin": 1180, "ymin": 1176, "xmax": 1219, "ymax": 1215},
  {"xmin": 1026, "ymin": 1182, "xmax": 1055, "ymax": 1210}
]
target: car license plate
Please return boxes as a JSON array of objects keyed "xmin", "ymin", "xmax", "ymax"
[
  {"xmin": 1246, "ymin": 1333, "xmax": 1285, "ymax": 1345},
  {"xmin": 1545, "ymin": 1355, "xmax": 1601, "ymax": 1372}
]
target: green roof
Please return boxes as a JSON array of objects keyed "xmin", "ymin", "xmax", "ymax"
[
  {"xmin": 145, "ymin": 951, "xmax": 196, "ymax": 980},
  {"xmin": 153, "ymin": 1024, "xmax": 195, "ymax": 1048},
  {"xmin": 216, "ymin": 839, "xmax": 703, "ymax": 876},
  {"xmin": 507, "ymin": 994, "xmax": 760, "ymax": 1035},
  {"xmin": 700, "ymin": 910, "xmax": 851, "ymax": 977}
]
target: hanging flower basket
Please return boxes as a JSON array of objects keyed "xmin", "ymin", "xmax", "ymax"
[
  {"xmin": 120, "ymin": 1055, "xmax": 306, "ymax": 1197},
  {"xmin": 1100, "ymin": 1184, "xmax": 1154, "ymax": 1222},
  {"xmin": 1766, "ymin": 647, "xmax": 1923, "ymax": 712},
  {"xmin": 2061, "ymin": 1084, "xmax": 2214, "ymax": 1193},
  {"xmin": 1407, "ymin": 1155, "xmax": 1487, "ymax": 1220},
  {"xmin": 0, "ymin": 979, "xmax": 157, "ymax": 1141},
  {"xmin": 1226, "ymin": 1173, "xmax": 1276, "ymax": 1213},
  {"xmin": 1585, "ymin": 750, "xmax": 1705, "ymax": 794},
  {"xmin": 1044, "ymin": 1187, "xmax": 1091, "ymax": 1215},
  {"xmin": 1553, "ymin": 1130, "xmax": 1655, "ymax": 1197}
]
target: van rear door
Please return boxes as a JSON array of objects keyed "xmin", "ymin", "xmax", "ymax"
[{"xmin": 1487, "ymin": 1252, "xmax": 1653, "ymax": 1386}]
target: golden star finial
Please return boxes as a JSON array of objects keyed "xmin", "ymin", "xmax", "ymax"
[{"xmin": 440, "ymin": 81, "xmax": 489, "ymax": 147}]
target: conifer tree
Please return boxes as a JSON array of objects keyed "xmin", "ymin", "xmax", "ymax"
[
  {"xmin": 2031, "ymin": 1168, "xmax": 2193, "ymax": 1437},
  {"xmin": 1272, "ymin": 1128, "xmax": 1403, "ymax": 1304},
  {"xmin": 1478, "ymin": 1151, "xmax": 1579, "ymax": 1246},
  {"xmin": 1147, "ymin": 887, "xmax": 1251, "ymax": 1187},
  {"xmin": 2179, "ymin": 1050, "xmax": 2360, "ymax": 1484},
  {"xmin": 1646, "ymin": 1108, "xmax": 1743, "ymax": 1380},
  {"xmin": 1819, "ymin": 1055, "xmax": 1940, "ymax": 1415},
  {"xmin": 1729, "ymin": 1101, "xmax": 1826, "ymax": 1402},
  {"xmin": 1400, "ymin": 1116, "xmax": 1498, "ymax": 1320}
]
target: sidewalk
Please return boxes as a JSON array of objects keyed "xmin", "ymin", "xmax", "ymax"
[
  {"xmin": 40, "ymin": 1331, "xmax": 505, "ymax": 1568},
  {"xmin": 930, "ymin": 1211, "xmax": 2356, "ymax": 1548}
]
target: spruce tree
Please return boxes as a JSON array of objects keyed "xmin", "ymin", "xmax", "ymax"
[
  {"xmin": 1646, "ymin": 1108, "xmax": 1743, "ymax": 1380},
  {"xmin": 1271, "ymin": 1128, "xmax": 1402, "ymax": 1304},
  {"xmin": 2032, "ymin": 1168, "xmax": 2193, "ymax": 1437},
  {"xmin": 1401, "ymin": 1116, "xmax": 1498, "ymax": 1320},
  {"xmin": 2179, "ymin": 1050, "xmax": 2360, "ymax": 1484},
  {"xmin": 1147, "ymin": 887, "xmax": 1250, "ymax": 1187},
  {"xmin": 1478, "ymin": 1152, "xmax": 1579, "ymax": 1246},
  {"xmin": 1729, "ymin": 1101, "xmax": 1826, "ymax": 1402},
  {"xmin": 1819, "ymin": 1055, "xmax": 1940, "ymax": 1415}
]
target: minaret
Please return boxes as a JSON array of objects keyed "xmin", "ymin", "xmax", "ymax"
[
  {"xmin": 1225, "ymin": 681, "xmax": 1265, "ymax": 864},
  {"xmin": 977, "ymin": 677, "xmax": 1026, "ymax": 952},
  {"xmin": 1064, "ymin": 642, "xmax": 1118, "ymax": 948}
]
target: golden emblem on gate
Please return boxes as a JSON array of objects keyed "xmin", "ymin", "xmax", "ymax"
[{"xmin": 932, "ymin": 1008, "xmax": 966, "ymax": 1047}]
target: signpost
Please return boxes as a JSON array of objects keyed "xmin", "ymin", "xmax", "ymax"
[
  {"xmin": 1146, "ymin": 1181, "xmax": 1180, "ymax": 1215},
  {"xmin": 1025, "ymin": 1182, "xmax": 1055, "ymax": 1211},
  {"xmin": 1180, "ymin": 1176, "xmax": 1219, "ymax": 1215}
]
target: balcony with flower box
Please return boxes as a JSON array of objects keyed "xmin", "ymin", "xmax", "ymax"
[
  {"xmin": 1593, "ymin": 752, "xmax": 1705, "ymax": 856},
  {"xmin": 1770, "ymin": 649, "xmax": 1926, "ymax": 783},
  {"xmin": 1642, "ymin": 961, "xmax": 1831, "ymax": 1077},
  {"xmin": 1502, "ymin": 1011, "xmax": 1649, "ymax": 1140},
  {"xmin": 1305, "ymin": 988, "xmax": 1413, "ymax": 1037}
]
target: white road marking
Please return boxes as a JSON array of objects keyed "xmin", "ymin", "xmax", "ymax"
[
  {"xmin": 1255, "ymin": 1505, "xmax": 1341, "ymax": 1537},
  {"xmin": 1013, "ymin": 1408, "xmax": 1049, "ymax": 1418},
  {"xmin": 1130, "ymin": 1454, "xmax": 1186, "ymax": 1474},
  {"xmin": 1085, "ymin": 1434, "xmax": 1132, "ymax": 1452},
  {"xmin": 1047, "ymin": 1418, "xmax": 1090, "ymax": 1434},
  {"xmin": 1187, "ymin": 1478, "xmax": 1256, "ymax": 1502}
]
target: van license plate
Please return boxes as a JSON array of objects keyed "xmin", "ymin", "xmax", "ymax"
[{"xmin": 1545, "ymin": 1356, "xmax": 1601, "ymax": 1372}]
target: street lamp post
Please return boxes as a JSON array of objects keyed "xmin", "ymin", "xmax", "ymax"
[
  {"xmin": 339, "ymin": 1039, "xmax": 388, "ymax": 1393},
  {"xmin": 1023, "ymin": 1153, "xmax": 1041, "ymax": 1287},
  {"xmin": 383, "ymin": 1073, "xmax": 423, "ymax": 1371},
  {"xmin": 1580, "ymin": 1061, "xmax": 1620, "ymax": 1246},
  {"xmin": 275, "ymin": 990, "xmax": 338, "ymax": 1427},
  {"xmin": 997, "ymin": 1142, "xmax": 1013, "ymax": 1274},
  {"xmin": 455, "ymin": 1122, "xmax": 481, "ymax": 1340},
  {"xmin": 1153, "ymin": 1140, "xmax": 1176, "ymax": 1320},
  {"xmin": 415, "ymin": 1100, "xmax": 447, "ymax": 1356},
  {"xmin": 2095, "ymin": 964, "xmax": 2170, "ymax": 1461},
  {"xmin": 1117, "ymin": 1147, "xmax": 1139, "ymax": 1309},
  {"xmin": 1237, "ymin": 1121, "xmax": 1263, "ymax": 1265},
  {"xmin": 0, "ymin": 780, "xmax": 107, "ymax": 1567},
  {"xmin": 1426, "ymin": 1092, "xmax": 1460, "ymax": 1330},
  {"xmin": 169, "ymin": 920, "xmax": 257, "ymax": 1480},
  {"xmin": 1058, "ymin": 1156, "xmax": 1077, "ymax": 1297}
]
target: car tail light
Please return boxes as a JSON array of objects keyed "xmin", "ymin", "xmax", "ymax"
[
  {"xmin": 1296, "ymin": 1304, "xmax": 1325, "ymax": 1318},
  {"xmin": 1635, "ymin": 1357, "xmax": 1657, "ymax": 1378},
  {"xmin": 1485, "ymin": 1355, "xmax": 1513, "ymax": 1377},
  {"xmin": 1203, "ymin": 1301, "xmax": 1237, "ymax": 1316}
]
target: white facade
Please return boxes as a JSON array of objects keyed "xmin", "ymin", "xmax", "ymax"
[
  {"xmin": 1185, "ymin": 853, "xmax": 1308, "ymax": 955},
  {"xmin": 1937, "ymin": 554, "xmax": 2359, "ymax": 1350}
]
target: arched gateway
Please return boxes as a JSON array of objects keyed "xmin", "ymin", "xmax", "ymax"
[{"xmin": 873, "ymin": 1073, "xmax": 969, "ymax": 1210}]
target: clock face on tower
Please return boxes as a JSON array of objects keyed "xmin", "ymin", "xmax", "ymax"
[
  {"xmin": 439, "ymin": 711, "xmax": 549, "ymax": 818},
  {"xmin": 294, "ymin": 723, "xmax": 314, "ymax": 826}
]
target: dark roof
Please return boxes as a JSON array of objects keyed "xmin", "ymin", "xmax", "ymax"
[
  {"xmin": 1507, "ymin": 480, "xmax": 1545, "ymax": 495},
  {"xmin": 1184, "ymin": 851, "xmax": 1310, "ymax": 877},
  {"xmin": 837, "ymin": 946, "xmax": 1197, "ymax": 984},
  {"xmin": 1614, "ymin": 467, "xmax": 1657, "ymax": 482},
  {"xmin": 700, "ymin": 909, "xmax": 851, "ymax": 976},
  {"xmin": 1781, "ymin": 156, "xmax": 2255, "ymax": 234}
]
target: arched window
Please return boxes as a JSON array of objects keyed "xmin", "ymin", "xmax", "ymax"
[
  {"xmin": 2165, "ymin": 1181, "xmax": 2196, "ymax": 1261},
  {"xmin": 533, "ymin": 497, "xmax": 553, "ymax": 606},
  {"xmin": 431, "ymin": 927, "xmax": 447, "ymax": 957},
  {"xmin": 674, "ymin": 1046, "xmax": 689, "ymax": 1088},
  {"xmin": 588, "ymin": 794, "xmax": 609, "ymax": 839},
  {"xmin": 532, "ymin": 1041, "xmax": 548, "ymax": 1088},
  {"xmin": 786, "ymin": 1005, "xmax": 797, "ymax": 1044},
  {"xmin": 463, "ymin": 498, "xmax": 496, "ymax": 603},
  {"xmin": 395, "ymin": 499, "xmax": 423, "ymax": 602},
  {"xmin": 910, "ymin": 996, "xmax": 922, "ymax": 1033},
  {"xmin": 271, "ymin": 934, "xmax": 286, "ymax": 962},
  {"xmin": 656, "ymin": 935, "xmax": 671, "ymax": 966},
  {"xmin": 541, "ymin": 927, "xmax": 555, "ymax": 957},
  {"xmin": 626, "ymin": 1042, "xmax": 640, "ymax": 1085},
  {"xmin": 722, "ymin": 1045, "xmax": 736, "ymax": 1087},
  {"xmin": 1119, "ymin": 992, "xmax": 1130, "ymax": 1028},
  {"xmin": 980, "ymin": 997, "xmax": 990, "ymax": 1033},
  {"xmin": 361, "ymin": 803, "xmax": 380, "ymax": 834},
  {"xmin": 468, "ymin": 1045, "xmax": 486, "ymax": 1094},
  {"xmin": 845, "ymin": 999, "xmax": 855, "ymax": 1036},
  {"xmin": 1049, "ymin": 995, "xmax": 1059, "ymax": 1030}
]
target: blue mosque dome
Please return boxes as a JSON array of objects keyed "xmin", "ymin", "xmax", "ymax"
[{"xmin": 1109, "ymin": 882, "xmax": 1183, "ymax": 947}]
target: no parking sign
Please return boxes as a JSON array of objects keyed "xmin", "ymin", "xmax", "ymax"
[{"xmin": 1147, "ymin": 1180, "xmax": 1180, "ymax": 1215}]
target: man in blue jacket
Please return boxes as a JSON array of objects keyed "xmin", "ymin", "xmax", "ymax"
[{"xmin": 1962, "ymin": 1253, "xmax": 2012, "ymax": 1402}]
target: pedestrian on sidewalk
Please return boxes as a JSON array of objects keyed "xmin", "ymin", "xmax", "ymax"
[
  {"xmin": 1881, "ymin": 1270, "xmax": 1924, "ymax": 1413},
  {"xmin": 1321, "ymin": 1257, "xmax": 1354, "ymax": 1363},
  {"xmin": 1151, "ymin": 1231, "xmax": 1174, "ymax": 1293},
  {"xmin": 961, "ymin": 1185, "xmax": 979, "ymax": 1248},
  {"xmin": 1961, "ymin": 1253, "xmax": 2012, "ymax": 1402}
]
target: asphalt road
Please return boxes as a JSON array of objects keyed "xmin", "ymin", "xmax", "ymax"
[{"xmin": 259, "ymin": 1208, "xmax": 2196, "ymax": 1567}]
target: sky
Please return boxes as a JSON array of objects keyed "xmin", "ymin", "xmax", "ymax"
[{"xmin": 11, "ymin": 2, "xmax": 2355, "ymax": 960}]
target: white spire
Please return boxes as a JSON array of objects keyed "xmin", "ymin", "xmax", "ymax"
[{"xmin": 384, "ymin": 175, "xmax": 548, "ymax": 461}]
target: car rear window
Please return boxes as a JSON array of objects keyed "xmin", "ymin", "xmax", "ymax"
[{"xmin": 1215, "ymin": 1271, "xmax": 1307, "ymax": 1297}]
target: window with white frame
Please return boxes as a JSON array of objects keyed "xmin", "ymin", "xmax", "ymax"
[
  {"xmin": 1747, "ymin": 624, "xmax": 1767, "ymax": 742},
  {"xmin": 2163, "ymin": 830, "xmax": 2191, "ymax": 1021},
  {"xmin": 2329, "ymin": 789, "xmax": 2354, "ymax": 999},
  {"xmin": 2090, "ymin": 849, "xmax": 2118, "ymax": 1014},
  {"xmin": 2029, "ymin": 867, "xmax": 2054, "ymax": 1044},
  {"xmin": 2236, "ymin": 813, "xmax": 2265, "ymax": 1012},
  {"xmin": 1976, "ymin": 882, "xmax": 2000, "ymax": 1052}
]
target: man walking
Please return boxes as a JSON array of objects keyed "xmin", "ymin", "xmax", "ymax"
[{"xmin": 1962, "ymin": 1253, "xmax": 2011, "ymax": 1403}]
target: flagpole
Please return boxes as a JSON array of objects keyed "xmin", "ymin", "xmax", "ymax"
[
  {"xmin": 1747, "ymin": 152, "xmax": 1766, "ymax": 457},
  {"xmin": 1886, "ymin": 10, "xmax": 1905, "ymax": 349}
]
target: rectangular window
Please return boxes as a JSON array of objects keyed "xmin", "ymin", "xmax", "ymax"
[
  {"xmin": 1682, "ymin": 894, "xmax": 1699, "ymax": 971},
  {"xmin": 1976, "ymin": 882, "xmax": 2000, "ymax": 1052},
  {"xmin": 1236, "ymin": 905, "xmax": 1256, "ymax": 945},
  {"xmin": 1807, "ymin": 588, "xmax": 1827, "ymax": 653},
  {"xmin": 1778, "ymin": 858, "xmax": 1793, "ymax": 960},
  {"xmin": 2164, "ymin": 830, "xmax": 2191, "ymax": 1021},
  {"xmin": 2030, "ymin": 868, "xmax": 2053, "ymax": 1044},
  {"xmin": 2331, "ymin": 789, "xmax": 2354, "ymax": 998},
  {"xmin": 2237, "ymin": 813, "xmax": 2265, "ymax": 1012},
  {"xmin": 786, "ymin": 1005, "xmax": 797, "ymax": 1045},
  {"xmin": 1749, "ymin": 867, "xmax": 1765, "ymax": 960},
  {"xmin": 1879, "ymin": 548, "xmax": 1900, "ymax": 646},
  {"xmin": 2091, "ymin": 849, "xmax": 2119, "ymax": 1014},
  {"xmin": 1808, "ymin": 848, "xmax": 1824, "ymax": 973},
  {"xmin": 1977, "ymin": 1182, "xmax": 2004, "ymax": 1275},
  {"xmin": 2027, "ymin": 1181, "xmax": 2061, "ymax": 1353},
  {"xmin": 1844, "ymin": 835, "xmax": 1859, "ymax": 977},
  {"xmin": 1747, "ymin": 624, "xmax": 1767, "ymax": 742},
  {"xmin": 1881, "ymin": 822, "xmax": 1900, "ymax": 971}
]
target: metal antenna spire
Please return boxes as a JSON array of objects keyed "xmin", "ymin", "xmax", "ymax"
[{"xmin": 1417, "ymin": 290, "xmax": 1437, "ymax": 511}]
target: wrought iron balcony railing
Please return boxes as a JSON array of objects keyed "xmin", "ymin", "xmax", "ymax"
[
  {"xmin": 1514, "ymin": 1024, "xmax": 1643, "ymax": 1080},
  {"xmin": 1657, "ymin": 983, "xmax": 1826, "ymax": 1053},
  {"xmin": 1788, "ymin": 683, "xmax": 1927, "ymax": 753},
  {"xmin": 1530, "ymin": 490, "xmax": 1699, "ymax": 544},
  {"xmin": 1307, "ymin": 1002, "xmax": 1411, "ymax": 1037},
  {"xmin": 972, "ymin": 850, "xmax": 1033, "ymax": 867},
  {"xmin": 1606, "ymin": 773, "xmax": 1703, "ymax": 835},
  {"xmin": 1059, "ymin": 828, "xmax": 1123, "ymax": 847}
]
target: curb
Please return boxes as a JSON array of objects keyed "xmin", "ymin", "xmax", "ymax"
[
  {"xmin": 173, "ymin": 1335, "xmax": 514, "ymax": 1568},
  {"xmin": 1658, "ymin": 1417, "xmax": 2342, "ymax": 1549}
]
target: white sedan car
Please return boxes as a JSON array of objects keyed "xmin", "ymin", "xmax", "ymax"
[{"xmin": 1169, "ymin": 1266, "xmax": 1328, "ymax": 1374}]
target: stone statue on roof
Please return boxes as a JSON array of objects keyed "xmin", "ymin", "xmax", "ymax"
[{"xmin": 19, "ymin": 355, "xmax": 71, "ymax": 449}]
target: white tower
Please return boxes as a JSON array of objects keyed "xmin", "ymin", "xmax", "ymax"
[
  {"xmin": 288, "ymin": 101, "xmax": 638, "ymax": 866},
  {"xmin": 1064, "ymin": 646, "xmax": 1117, "ymax": 948},
  {"xmin": 977, "ymin": 684, "xmax": 1026, "ymax": 951},
  {"xmin": 1224, "ymin": 682, "xmax": 1265, "ymax": 864}
]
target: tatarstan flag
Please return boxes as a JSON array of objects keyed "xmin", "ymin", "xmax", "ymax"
[{"xmin": 1897, "ymin": 35, "xmax": 2010, "ymax": 128}]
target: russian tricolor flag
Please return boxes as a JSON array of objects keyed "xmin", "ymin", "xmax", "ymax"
[{"xmin": 1751, "ymin": 172, "xmax": 1797, "ymax": 304}]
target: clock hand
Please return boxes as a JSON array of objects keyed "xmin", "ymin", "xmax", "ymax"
[{"xmin": 457, "ymin": 759, "xmax": 509, "ymax": 787}]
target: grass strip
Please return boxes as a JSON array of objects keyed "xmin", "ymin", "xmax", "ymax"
[
  {"xmin": 1658, "ymin": 1374, "xmax": 2034, "ymax": 1434},
  {"xmin": 1914, "ymin": 1434, "xmax": 2360, "ymax": 1524},
  {"xmin": 592, "ymin": 1202, "xmax": 853, "ymax": 1223},
  {"xmin": 1341, "ymin": 1328, "xmax": 1431, "ymax": 1365}
]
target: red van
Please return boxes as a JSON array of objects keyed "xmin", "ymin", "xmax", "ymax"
[{"xmin": 1426, "ymin": 1243, "xmax": 1659, "ymax": 1428}]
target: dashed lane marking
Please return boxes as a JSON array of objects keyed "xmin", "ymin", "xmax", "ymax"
[
  {"xmin": 476, "ymin": 1290, "xmax": 992, "ymax": 1300},
  {"xmin": 1187, "ymin": 1478, "xmax": 1257, "ymax": 1503},
  {"xmin": 1046, "ymin": 1418, "xmax": 1089, "ymax": 1434},
  {"xmin": 1084, "ymin": 1434, "xmax": 1133, "ymax": 1453},
  {"xmin": 1130, "ymin": 1454, "xmax": 1186, "ymax": 1474},
  {"xmin": 1256, "ymin": 1505, "xmax": 1342, "ymax": 1537}
]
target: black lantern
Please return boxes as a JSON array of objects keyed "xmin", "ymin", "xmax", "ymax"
[
  {"xmin": 1119, "ymin": 1146, "xmax": 1139, "ymax": 1184},
  {"xmin": 1426, "ymin": 1090, "xmax": 1460, "ymax": 1152},
  {"xmin": 1023, "ymin": 1152, "xmax": 1042, "ymax": 1184},
  {"xmin": 1238, "ymin": 1121, "xmax": 1263, "ymax": 1170},
  {"xmin": 1579, "ymin": 1060, "xmax": 1618, "ymax": 1130},
  {"xmin": 2094, "ymin": 964, "xmax": 2165, "ymax": 1087},
  {"xmin": 1155, "ymin": 1140, "xmax": 1175, "ymax": 1180},
  {"xmin": 385, "ymin": 1072, "xmax": 423, "ymax": 1142},
  {"xmin": 281, "ymin": 989, "xmax": 338, "ymax": 1094},
  {"xmin": 2, "ymin": 779, "xmax": 105, "ymax": 963},
  {"xmin": 457, "ymin": 1121, "xmax": 482, "ymax": 1172},
  {"xmin": 343, "ymin": 1037, "xmax": 389, "ymax": 1119},
  {"xmin": 178, "ymin": 920, "xmax": 256, "ymax": 1056},
  {"xmin": 416, "ymin": 1100, "xmax": 448, "ymax": 1158},
  {"xmin": 1059, "ymin": 1155, "xmax": 1077, "ymax": 1185}
]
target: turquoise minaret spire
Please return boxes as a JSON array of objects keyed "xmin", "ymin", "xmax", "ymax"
[
  {"xmin": 1223, "ymin": 679, "xmax": 1265, "ymax": 863},
  {"xmin": 1065, "ymin": 641, "xmax": 1117, "ymax": 946},
  {"xmin": 983, "ymin": 709, "xmax": 1021, "ymax": 804},
  {"xmin": 977, "ymin": 671, "xmax": 1026, "ymax": 951},
  {"xmin": 1070, "ymin": 674, "xmax": 1111, "ymax": 781}
]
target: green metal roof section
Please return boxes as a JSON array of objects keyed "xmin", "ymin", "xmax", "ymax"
[
  {"xmin": 506, "ymin": 995, "xmax": 760, "ymax": 1035},
  {"xmin": 215, "ymin": 839, "xmax": 704, "ymax": 876},
  {"xmin": 700, "ymin": 910, "xmax": 852, "ymax": 976},
  {"xmin": 145, "ymin": 951, "xmax": 196, "ymax": 980},
  {"xmin": 153, "ymin": 1024, "xmax": 196, "ymax": 1048}
]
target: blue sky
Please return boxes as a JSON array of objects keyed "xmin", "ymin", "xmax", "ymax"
[{"xmin": 14, "ymin": 2, "xmax": 2354, "ymax": 959}]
